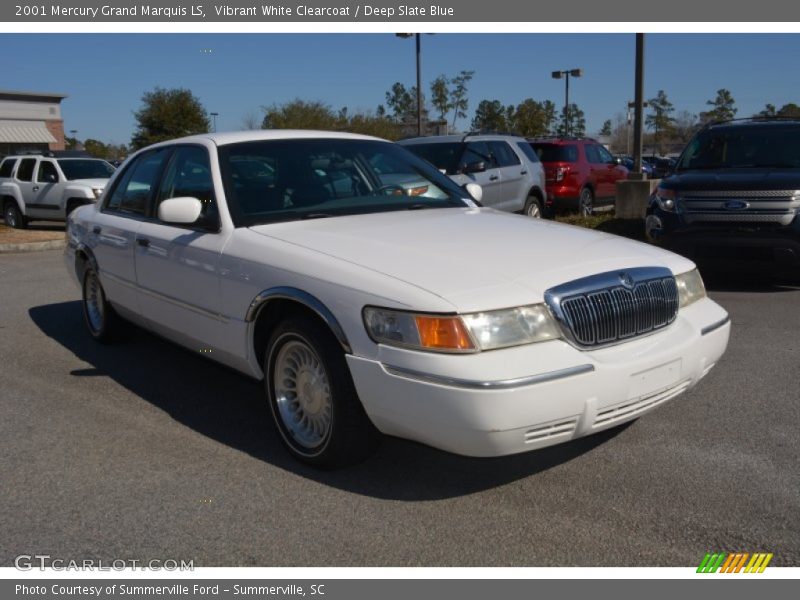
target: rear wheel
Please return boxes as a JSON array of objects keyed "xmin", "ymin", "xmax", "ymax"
[
  {"xmin": 3, "ymin": 201, "xmax": 27, "ymax": 229},
  {"xmin": 524, "ymin": 196, "xmax": 543, "ymax": 218},
  {"xmin": 579, "ymin": 187, "xmax": 594, "ymax": 217},
  {"xmin": 265, "ymin": 316, "xmax": 379, "ymax": 468},
  {"xmin": 81, "ymin": 265, "xmax": 120, "ymax": 343}
]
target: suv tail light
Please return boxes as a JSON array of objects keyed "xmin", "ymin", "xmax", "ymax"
[{"xmin": 546, "ymin": 166, "xmax": 570, "ymax": 183}]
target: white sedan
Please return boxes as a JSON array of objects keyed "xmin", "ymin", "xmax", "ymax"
[{"xmin": 64, "ymin": 130, "xmax": 730, "ymax": 467}]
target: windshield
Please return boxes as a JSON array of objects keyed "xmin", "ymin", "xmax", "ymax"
[
  {"xmin": 401, "ymin": 142, "xmax": 463, "ymax": 175},
  {"xmin": 57, "ymin": 159, "xmax": 115, "ymax": 180},
  {"xmin": 677, "ymin": 126, "xmax": 800, "ymax": 170},
  {"xmin": 219, "ymin": 139, "xmax": 469, "ymax": 227},
  {"xmin": 530, "ymin": 143, "xmax": 578, "ymax": 163}
]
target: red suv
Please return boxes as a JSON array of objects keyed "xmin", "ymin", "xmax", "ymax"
[{"xmin": 528, "ymin": 138, "xmax": 628, "ymax": 216}]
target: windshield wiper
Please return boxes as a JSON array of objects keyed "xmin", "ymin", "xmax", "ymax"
[
  {"xmin": 407, "ymin": 203, "xmax": 431, "ymax": 210},
  {"xmin": 300, "ymin": 213, "xmax": 333, "ymax": 220}
]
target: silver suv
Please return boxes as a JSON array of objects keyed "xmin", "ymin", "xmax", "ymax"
[{"xmin": 399, "ymin": 133, "xmax": 548, "ymax": 217}]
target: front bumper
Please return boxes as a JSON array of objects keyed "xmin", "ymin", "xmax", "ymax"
[
  {"xmin": 347, "ymin": 297, "xmax": 730, "ymax": 457},
  {"xmin": 647, "ymin": 207, "xmax": 800, "ymax": 267}
]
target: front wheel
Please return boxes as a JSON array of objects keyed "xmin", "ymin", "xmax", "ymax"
[
  {"xmin": 3, "ymin": 202, "xmax": 27, "ymax": 229},
  {"xmin": 265, "ymin": 316, "xmax": 379, "ymax": 468},
  {"xmin": 579, "ymin": 187, "xmax": 594, "ymax": 217}
]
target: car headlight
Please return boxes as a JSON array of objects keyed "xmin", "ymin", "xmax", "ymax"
[
  {"xmin": 675, "ymin": 268, "xmax": 706, "ymax": 308},
  {"xmin": 363, "ymin": 304, "xmax": 561, "ymax": 353},
  {"xmin": 654, "ymin": 187, "xmax": 676, "ymax": 212}
]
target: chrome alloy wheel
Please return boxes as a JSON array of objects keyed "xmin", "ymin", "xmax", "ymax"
[
  {"xmin": 84, "ymin": 269, "xmax": 106, "ymax": 335},
  {"xmin": 273, "ymin": 339, "xmax": 333, "ymax": 449}
]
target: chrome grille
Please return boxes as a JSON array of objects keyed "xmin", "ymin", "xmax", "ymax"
[
  {"xmin": 545, "ymin": 267, "xmax": 679, "ymax": 348},
  {"xmin": 679, "ymin": 189, "xmax": 800, "ymax": 226}
]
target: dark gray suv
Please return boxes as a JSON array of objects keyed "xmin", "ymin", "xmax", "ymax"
[{"xmin": 646, "ymin": 118, "xmax": 800, "ymax": 272}]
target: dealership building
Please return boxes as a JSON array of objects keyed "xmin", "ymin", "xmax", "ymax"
[{"xmin": 0, "ymin": 89, "xmax": 68, "ymax": 156}]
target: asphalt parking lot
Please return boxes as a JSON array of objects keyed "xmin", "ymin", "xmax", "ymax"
[{"xmin": 1, "ymin": 249, "xmax": 798, "ymax": 567}]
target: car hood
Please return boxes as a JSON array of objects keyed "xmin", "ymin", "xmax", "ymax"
[
  {"xmin": 71, "ymin": 178, "xmax": 108, "ymax": 188},
  {"xmin": 248, "ymin": 208, "xmax": 694, "ymax": 312},
  {"xmin": 662, "ymin": 168, "xmax": 800, "ymax": 191}
]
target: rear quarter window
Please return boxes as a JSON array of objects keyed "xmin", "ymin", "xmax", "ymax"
[{"xmin": 531, "ymin": 144, "xmax": 578, "ymax": 163}]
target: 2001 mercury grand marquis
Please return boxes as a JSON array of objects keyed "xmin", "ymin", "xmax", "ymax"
[{"xmin": 64, "ymin": 131, "xmax": 731, "ymax": 467}]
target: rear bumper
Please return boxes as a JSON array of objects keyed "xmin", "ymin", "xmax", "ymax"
[
  {"xmin": 347, "ymin": 298, "xmax": 730, "ymax": 457},
  {"xmin": 544, "ymin": 187, "xmax": 580, "ymax": 211}
]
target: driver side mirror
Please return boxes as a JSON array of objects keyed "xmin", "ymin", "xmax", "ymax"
[
  {"xmin": 463, "ymin": 182, "xmax": 483, "ymax": 203},
  {"xmin": 462, "ymin": 160, "xmax": 486, "ymax": 174},
  {"xmin": 158, "ymin": 196, "xmax": 203, "ymax": 225}
]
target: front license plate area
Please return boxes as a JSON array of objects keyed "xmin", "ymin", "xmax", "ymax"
[{"xmin": 628, "ymin": 359, "xmax": 682, "ymax": 400}]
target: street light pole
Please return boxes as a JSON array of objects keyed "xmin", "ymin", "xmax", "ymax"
[
  {"xmin": 210, "ymin": 112, "xmax": 219, "ymax": 133},
  {"xmin": 552, "ymin": 69, "xmax": 582, "ymax": 137},
  {"xmin": 396, "ymin": 33, "xmax": 423, "ymax": 136},
  {"xmin": 632, "ymin": 33, "xmax": 646, "ymax": 176}
]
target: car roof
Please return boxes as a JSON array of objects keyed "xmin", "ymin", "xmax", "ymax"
[
  {"xmin": 704, "ymin": 118, "xmax": 800, "ymax": 131},
  {"xmin": 528, "ymin": 138, "xmax": 594, "ymax": 145},
  {"xmin": 147, "ymin": 129, "xmax": 386, "ymax": 149},
  {"xmin": 399, "ymin": 134, "xmax": 528, "ymax": 144}
]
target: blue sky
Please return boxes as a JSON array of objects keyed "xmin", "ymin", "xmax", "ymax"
[{"xmin": 3, "ymin": 33, "xmax": 798, "ymax": 145}]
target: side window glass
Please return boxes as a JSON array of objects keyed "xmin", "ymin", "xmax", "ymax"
[
  {"xmin": 585, "ymin": 145, "xmax": 601, "ymax": 164},
  {"xmin": 0, "ymin": 158, "xmax": 17, "ymax": 178},
  {"xmin": 489, "ymin": 142, "xmax": 520, "ymax": 167},
  {"xmin": 462, "ymin": 142, "xmax": 494, "ymax": 170},
  {"xmin": 16, "ymin": 159, "xmax": 36, "ymax": 182},
  {"xmin": 104, "ymin": 149, "xmax": 170, "ymax": 216},
  {"xmin": 597, "ymin": 146, "xmax": 615, "ymax": 163},
  {"xmin": 37, "ymin": 161, "xmax": 59, "ymax": 183},
  {"xmin": 157, "ymin": 146, "xmax": 218, "ymax": 225}
]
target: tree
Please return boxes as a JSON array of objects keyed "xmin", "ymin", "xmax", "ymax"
[
  {"xmin": 261, "ymin": 99, "xmax": 337, "ymax": 130},
  {"xmin": 471, "ymin": 99, "xmax": 509, "ymax": 132},
  {"xmin": 599, "ymin": 119, "xmax": 613, "ymax": 137},
  {"xmin": 672, "ymin": 110, "xmax": 699, "ymax": 144},
  {"xmin": 757, "ymin": 103, "xmax": 777, "ymax": 118},
  {"xmin": 556, "ymin": 103, "xmax": 585, "ymax": 137},
  {"xmin": 430, "ymin": 75, "xmax": 450, "ymax": 121},
  {"xmin": 385, "ymin": 82, "xmax": 416, "ymax": 123},
  {"xmin": 509, "ymin": 99, "xmax": 555, "ymax": 137},
  {"xmin": 83, "ymin": 139, "xmax": 108, "ymax": 158},
  {"xmin": 646, "ymin": 90, "xmax": 675, "ymax": 155},
  {"xmin": 449, "ymin": 70, "xmax": 475, "ymax": 130},
  {"xmin": 240, "ymin": 110, "xmax": 262, "ymax": 130},
  {"xmin": 131, "ymin": 87, "xmax": 209, "ymax": 150},
  {"xmin": 700, "ymin": 88, "xmax": 737, "ymax": 123}
]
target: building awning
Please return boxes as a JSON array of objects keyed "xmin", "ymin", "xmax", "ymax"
[{"xmin": 0, "ymin": 120, "xmax": 57, "ymax": 144}]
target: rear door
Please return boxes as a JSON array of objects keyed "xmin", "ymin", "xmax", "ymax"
[
  {"xmin": 13, "ymin": 158, "xmax": 39, "ymax": 217},
  {"xmin": 488, "ymin": 140, "xmax": 526, "ymax": 211},
  {"xmin": 90, "ymin": 147, "xmax": 173, "ymax": 314},
  {"xmin": 585, "ymin": 144, "xmax": 613, "ymax": 200}
]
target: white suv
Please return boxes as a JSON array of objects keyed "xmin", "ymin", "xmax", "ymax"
[
  {"xmin": 0, "ymin": 154, "xmax": 115, "ymax": 228},
  {"xmin": 399, "ymin": 133, "xmax": 548, "ymax": 217}
]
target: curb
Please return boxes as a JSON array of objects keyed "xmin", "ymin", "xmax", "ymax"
[{"xmin": 0, "ymin": 239, "xmax": 66, "ymax": 254}]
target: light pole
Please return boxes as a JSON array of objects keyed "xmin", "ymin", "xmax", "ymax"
[
  {"xmin": 69, "ymin": 129, "xmax": 78, "ymax": 150},
  {"xmin": 551, "ymin": 68, "xmax": 582, "ymax": 137},
  {"xmin": 627, "ymin": 100, "xmax": 648, "ymax": 156},
  {"xmin": 396, "ymin": 33, "xmax": 422, "ymax": 137},
  {"xmin": 210, "ymin": 112, "xmax": 219, "ymax": 133}
]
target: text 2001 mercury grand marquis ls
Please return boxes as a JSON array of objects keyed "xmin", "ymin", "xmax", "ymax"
[{"xmin": 65, "ymin": 131, "xmax": 730, "ymax": 467}]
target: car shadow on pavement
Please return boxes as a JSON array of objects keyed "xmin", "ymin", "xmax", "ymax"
[
  {"xmin": 700, "ymin": 265, "xmax": 800, "ymax": 293},
  {"xmin": 29, "ymin": 301, "xmax": 629, "ymax": 501}
]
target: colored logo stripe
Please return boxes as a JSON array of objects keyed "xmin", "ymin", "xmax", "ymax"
[{"xmin": 697, "ymin": 552, "xmax": 773, "ymax": 573}]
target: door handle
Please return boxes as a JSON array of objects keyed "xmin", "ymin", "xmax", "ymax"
[
  {"xmin": 136, "ymin": 237, "xmax": 150, "ymax": 248},
  {"xmin": 92, "ymin": 226, "xmax": 101, "ymax": 234},
  {"xmin": 489, "ymin": 175, "xmax": 499, "ymax": 181},
  {"xmin": 32, "ymin": 186, "xmax": 39, "ymax": 192},
  {"xmin": 520, "ymin": 170, "xmax": 528, "ymax": 175}
]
